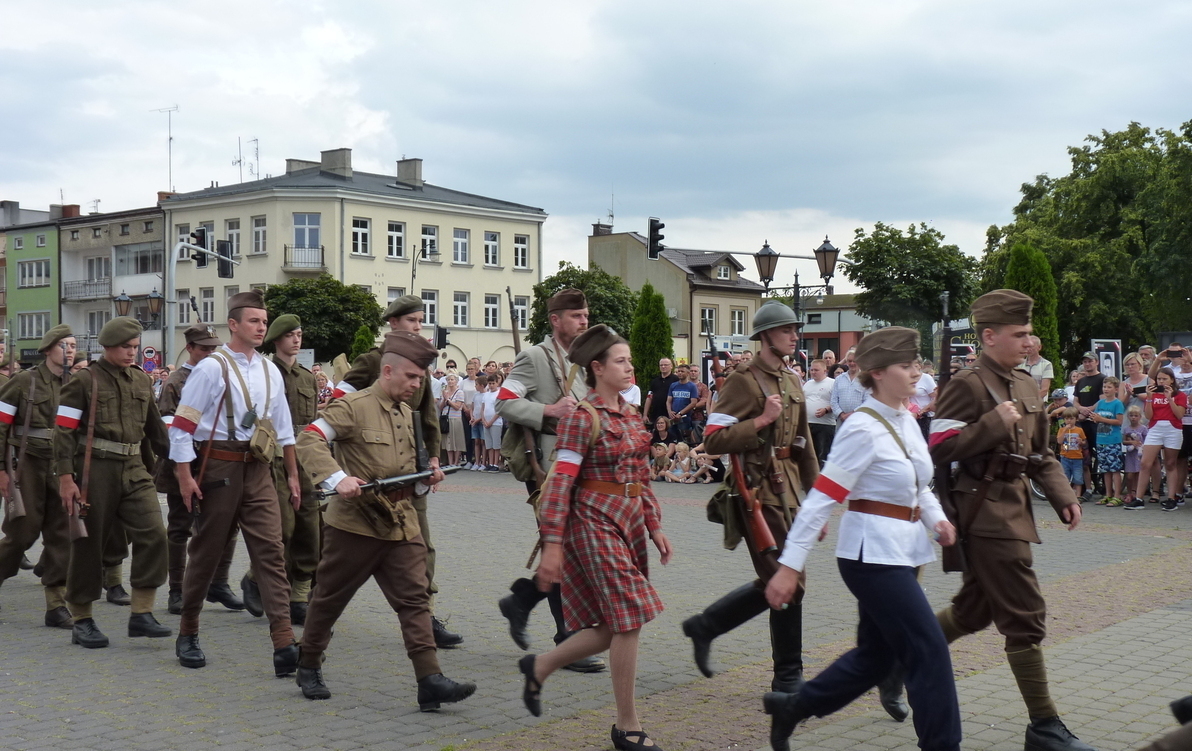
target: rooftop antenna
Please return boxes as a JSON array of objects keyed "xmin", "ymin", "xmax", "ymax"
[
  {"xmin": 247, "ymin": 138, "xmax": 259, "ymax": 179},
  {"xmin": 89, "ymin": 199, "xmax": 101, "ymax": 215},
  {"xmin": 233, "ymin": 137, "xmax": 244, "ymax": 183},
  {"xmin": 607, "ymin": 188, "xmax": 614, "ymax": 228},
  {"xmin": 151, "ymin": 105, "xmax": 179, "ymax": 191}
]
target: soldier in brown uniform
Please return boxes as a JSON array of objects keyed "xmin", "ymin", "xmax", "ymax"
[
  {"xmin": 681, "ymin": 301, "xmax": 820, "ymax": 696},
  {"xmin": 0, "ymin": 325, "xmax": 76, "ymax": 627},
  {"xmin": 55, "ymin": 316, "xmax": 172, "ymax": 648},
  {"xmin": 929, "ymin": 289, "xmax": 1094, "ymax": 751},
  {"xmin": 158, "ymin": 324, "xmax": 243, "ymax": 615},
  {"xmin": 331, "ymin": 295, "xmax": 461, "ymax": 648},
  {"xmin": 295, "ymin": 330, "xmax": 476, "ymax": 710}
]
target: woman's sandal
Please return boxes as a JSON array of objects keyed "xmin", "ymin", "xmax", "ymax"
[
  {"xmin": 612, "ymin": 725, "xmax": 661, "ymax": 750},
  {"xmin": 518, "ymin": 654, "xmax": 543, "ymax": 717}
]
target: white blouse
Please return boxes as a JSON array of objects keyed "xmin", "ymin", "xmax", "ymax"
[{"xmin": 777, "ymin": 395, "xmax": 947, "ymax": 571}]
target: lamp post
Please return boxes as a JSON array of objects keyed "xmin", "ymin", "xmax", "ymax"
[
  {"xmin": 752, "ymin": 236, "xmax": 841, "ymax": 364},
  {"xmin": 411, "ymin": 239, "xmax": 442, "ymax": 296},
  {"xmin": 112, "ymin": 288, "xmax": 165, "ymax": 327}
]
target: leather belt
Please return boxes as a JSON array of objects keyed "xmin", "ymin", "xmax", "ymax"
[
  {"xmin": 848, "ymin": 498, "xmax": 921, "ymax": 523},
  {"xmin": 386, "ymin": 486, "xmax": 415, "ymax": 502},
  {"xmin": 14, "ymin": 427, "xmax": 52, "ymax": 440},
  {"xmin": 206, "ymin": 447, "xmax": 256, "ymax": 463},
  {"xmin": 580, "ymin": 479, "xmax": 643, "ymax": 497},
  {"xmin": 775, "ymin": 446, "xmax": 793, "ymax": 460},
  {"xmin": 92, "ymin": 438, "xmax": 141, "ymax": 456}
]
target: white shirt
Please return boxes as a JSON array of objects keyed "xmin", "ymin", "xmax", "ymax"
[
  {"xmin": 461, "ymin": 377, "xmax": 477, "ymax": 413},
  {"xmin": 481, "ymin": 390, "xmax": 502, "ymax": 426},
  {"xmin": 777, "ymin": 395, "xmax": 946, "ymax": 571},
  {"xmin": 802, "ymin": 376, "xmax": 835, "ymax": 426},
  {"xmin": 909, "ymin": 373, "xmax": 936, "ymax": 414},
  {"xmin": 620, "ymin": 384, "xmax": 642, "ymax": 407},
  {"xmin": 168, "ymin": 345, "xmax": 296, "ymax": 463}
]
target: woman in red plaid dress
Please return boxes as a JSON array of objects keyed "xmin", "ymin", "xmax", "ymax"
[{"xmin": 518, "ymin": 325, "xmax": 674, "ymax": 751}]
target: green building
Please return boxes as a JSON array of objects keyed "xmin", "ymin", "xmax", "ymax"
[{"xmin": 6, "ymin": 219, "xmax": 62, "ymax": 360}]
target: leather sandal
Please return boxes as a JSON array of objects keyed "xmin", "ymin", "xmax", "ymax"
[
  {"xmin": 518, "ymin": 654, "xmax": 543, "ymax": 717},
  {"xmin": 612, "ymin": 725, "xmax": 661, "ymax": 750}
]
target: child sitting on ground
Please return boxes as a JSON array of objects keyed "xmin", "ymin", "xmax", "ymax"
[
  {"xmin": 650, "ymin": 443, "xmax": 671, "ymax": 482},
  {"xmin": 1057, "ymin": 407, "xmax": 1086, "ymax": 499},
  {"xmin": 662, "ymin": 442, "xmax": 694, "ymax": 483}
]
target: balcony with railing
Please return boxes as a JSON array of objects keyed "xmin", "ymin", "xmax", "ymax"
[
  {"xmin": 63, "ymin": 277, "xmax": 113, "ymax": 301},
  {"xmin": 0, "ymin": 285, "xmax": 6, "ymax": 308},
  {"xmin": 283, "ymin": 245, "xmax": 327, "ymax": 273}
]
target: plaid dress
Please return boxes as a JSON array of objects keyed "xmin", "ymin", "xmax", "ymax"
[{"xmin": 539, "ymin": 392, "xmax": 664, "ymax": 633}]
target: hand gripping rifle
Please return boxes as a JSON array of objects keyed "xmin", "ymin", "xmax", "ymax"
[
  {"xmin": 507, "ymin": 286, "xmax": 547, "ymax": 486},
  {"xmin": 315, "ymin": 412, "xmax": 461, "ymax": 501},
  {"xmin": 3, "ymin": 371, "xmax": 33, "ymax": 522}
]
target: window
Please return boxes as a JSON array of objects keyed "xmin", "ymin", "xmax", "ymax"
[
  {"xmin": 17, "ymin": 312, "xmax": 50, "ymax": 340},
  {"xmin": 92, "ymin": 228, "xmax": 102, "ymax": 239},
  {"xmin": 354, "ymin": 284, "xmax": 371, "ymax": 294},
  {"xmin": 806, "ymin": 313, "xmax": 822, "ymax": 325},
  {"xmin": 119, "ymin": 224, "xmax": 130, "ymax": 236},
  {"xmin": 70, "ymin": 230, "xmax": 79, "ymax": 241},
  {"xmin": 226, "ymin": 219, "xmax": 241, "ymax": 257},
  {"xmin": 195, "ymin": 221, "xmax": 213, "ymax": 268},
  {"xmin": 131, "ymin": 247, "xmax": 163, "ymax": 275},
  {"xmin": 252, "ymin": 217, "xmax": 267, "ymax": 254},
  {"xmin": 484, "ymin": 232, "xmax": 499, "ymax": 266},
  {"xmin": 143, "ymin": 220, "xmax": 154, "ymax": 233},
  {"xmin": 484, "ymin": 294, "xmax": 499, "ymax": 328},
  {"xmin": 87, "ymin": 310, "xmax": 111, "ymax": 337},
  {"xmin": 294, "ymin": 213, "xmax": 321, "ymax": 248},
  {"xmin": 224, "ymin": 287, "xmax": 240, "ymax": 318},
  {"xmin": 12, "ymin": 237, "xmax": 22, "ymax": 250},
  {"xmin": 176, "ymin": 289, "xmax": 190, "ymax": 324},
  {"xmin": 35, "ymin": 234, "xmax": 46, "ymax": 247},
  {"xmin": 386, "ymin": 222, "xmax": 405, "ymax": 259},
  {"xmin": 453, "ymin": 292, "xmax": 469, "ymax": 327},
  {"xmin": 250, "ymin": 283, "xmax": 267, "ymax": 293},
  {"xmin": 730, "ymin": 308, "xmax": 746, "ymax": 337},
  {"xmin": 514, "ymin": 296, "xmax": 529, "ymax": 331},
  {"xmin": 513, "ymin": 235, "xmax": 529, "ymax": 269},
  {"xmin": 420, "ymin": 226, "xmax": 437, "ymax": 258},
  {"xmin": 17, "ymin": 260, "xmax": 51, "ymax": 288},
  {"xmin": 452, "ymin": 228, "xmax": 469, "ymax": 264},
  {"xmin": 200, "ymin": 288, "xmax": 214, "ymax": 323},
  {"xmin": 86, "ymin": 256, "xmax": 111, "ymax": 281},
  {"xmin": 717, "ymin": 265, "xmax": 730, "ymax": 280},
  {"xmin": 700, "ymin": 306, "xmax": 717, "ymax": 336},
  {"xmin": 351, "ymin": 218, "xmax": 371, "ymax": 255},
  {"xmin": 421, "ymin": 290, "xmax": 438, "ymax": 325},
  {"xmin": 176, "ymin": 224, "xmax": 190, "ymax": 259},
  {"xmin": 387, "ymin": 287, "xmax": 406, "ymax": 303}
]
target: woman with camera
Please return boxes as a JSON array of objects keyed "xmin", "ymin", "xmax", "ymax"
[{"xmin": 1135, "ymin": 366, "xmax": 1187, "ymax": 511}]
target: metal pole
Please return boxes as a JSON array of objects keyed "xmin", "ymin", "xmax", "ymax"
[{"xmin": 793, "ymin": 271, "xmax": 801, "ymax": 363}]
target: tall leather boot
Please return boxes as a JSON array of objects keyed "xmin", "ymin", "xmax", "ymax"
[
  {"xmin": 769, "ymin": 600, "xmax": 805, "ymax": 693},
  {"xmin": 876, "ymin": 664, "xmax": 909, "ymax": 722},
  {"xmin": 498, "ymin": 577, "xmax": 548, "ymax": 650},
  {"xmin": 681, "ymin": 583, "xmax": 769, "ymax": 678}
]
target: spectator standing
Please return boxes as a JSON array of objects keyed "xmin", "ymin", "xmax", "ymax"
[
  {"xmin": 909, "ymin": 358, "xmax": 937, "ymax": 440},
  {"xmin": 1138, "ymin": 345, "xmax": 1157, "ymax": 373},
  {"xmin": 460, "ymin": 360, "xmax": 479, "ymax": 465},
  {"xmin": 1137, "ymin": 367, "xmax": 1187, "ymax": 511},
  {"xmin": 1056, "ymin": 408, "xmax": 1086, "ymax": 498},
  {"xmin": 666, "ymin": 364, "xmax": 700, "ymax": 442},
  {"xmin": 1022, "ymin": 335, "xmax": 1054, "ymax": 399},
  {"xmin": 1074, "ymin": 353, "xmax": 1107, "ymax": 499},
  {"xmin": 470, "ymin": 374, "xmax": 489, "ymax": 471},
  {"xmin": 440, "ymin": 373, "xmax": 467, "ymax": 467},
  {"xmin": 1120, "ymin": 354, "xmax": 1151, "ymax": 413},
  {"xmin": 1166, "ymin": 345, "xmax": 1192, "ymax": 501},
  {"xmin": 1046, "ymin": 389, "xmax": 1073, "ymax": 433},
  {"xmin": 1121, "ymin": 406, "xmax": 1148, "ymax": 508},
  {"xmin": 649, "ymin": 416, "xmax": 680, "ymax": 454},
  {"xmin": 482, "ymin": 372, "xmax": 505, "ymax": 471},
  {"xmin": 802, "ymin": 359, "xmax": 836, "ymax": 466},
  {"xmin": 643, "ymin": 358, "xmax": 678, "ymax": 427},
  {"xmin": 1090, "ymin": 377, "xmax": 1125, "ymax": 505},
  {"xmin": 620, "ymin": 378, "xmax": 642, "ymax": 408},
  {"xmin": 315, "ymin": 372, "xmax": 333, "ymax": 410},
  {"xmin": 822, "ymin": 350, "xmax": 836, "ymax": 370},
  {"xmin": 689, "ymin": 368, "xmax": 711, "ymax": 441},
  {"xmin": 1064, "ymin": 369, "xmax": 1081, "ymax": 402},
  {"xmin": 830, "ymin": 349, "xmax": 866, "ymax": 423}
]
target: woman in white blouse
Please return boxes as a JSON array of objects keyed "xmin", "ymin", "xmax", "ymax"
[{"xmin": 762, "ymin": 327, "xmax": 961, "ymax": 751}]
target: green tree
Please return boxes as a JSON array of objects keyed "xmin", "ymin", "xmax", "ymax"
[
  {"xmin": 629, "ymin": 282, "xmax": 674, "ymax": 386},
  {"xmin": 1001, "ymin": 242, "xmax": 1061, "ymax": 369},
  {"xmin": 263, "ymin": 274, "xmax": 383, "ymax": 362},
  {"xmin": 349, "ymin": 324, "xmax": 377, "ymax": 362},
  {"xmin": 527, "ymin": 261, "xmax": 638, "ymax": 345}
]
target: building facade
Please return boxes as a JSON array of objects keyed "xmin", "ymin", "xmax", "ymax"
[
  {"xmin": 797, "ymin": 293, "xmax": 871, "ymax": 360},
  {"xmin": 1, "ymin": 201, "xmax": 55, "ymax": 357}
]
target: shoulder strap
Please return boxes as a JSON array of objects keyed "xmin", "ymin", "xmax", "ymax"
[
  {"xmin": 211, "ymin": 354, "xmax": 238, "ymax": 440},
  {"xmin": 856, "ymin": 407, "xmax": 909, "ymax": 459},
  {"xmin": 579, "ymin": 401, "xmax": 601, "ymax": 448},
  {"xmin": 540, "ymin": 340, "xmax": 567, "ymax": 396},
  {"xmin": 973, "ymin": 366, "xmax": 1010, "ymax": 405},
  {"xmin": 80, "ymin": 369, "xmax": 101, "ymax": 507}
]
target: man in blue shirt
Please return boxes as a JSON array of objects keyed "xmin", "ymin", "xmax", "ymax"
[{"xmin": 667, "ymin": 364, "xmax": 700, "ymax": 441}]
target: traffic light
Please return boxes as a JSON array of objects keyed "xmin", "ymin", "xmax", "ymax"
[
  {"xmin": 189, "ymin": 227, "xmax": 207, "ymax": 256},
  {"xmin": 434, "ymin": 324, "xmax": 450, "ymax": 351},
  {"xmin": 647, "ymin": 217, "xmax": 665, "ymax": 260},
  {"xmin": 216, "ymin": 240, "xmax": 234, "ymax": 279}
]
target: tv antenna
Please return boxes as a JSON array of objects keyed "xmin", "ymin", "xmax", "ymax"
[
  {"xmin": 233, "ymin": 137, "xmax": 244, "ymax": 182},
  {"xmin": 151, "ymin": 105, "xmax": 179, "ymax": 191},
  {"xmin": 89, "ymin": 199, "xmax": 101, "ymax": 214},
  {"xmin": 607, "ymin": 188, "xmax": 615, "ymax": 227}
]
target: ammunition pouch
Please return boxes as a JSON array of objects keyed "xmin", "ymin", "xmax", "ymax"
[{"xmin": 960, "ymin": 451, "xmax": 1044, "ymax": 482}]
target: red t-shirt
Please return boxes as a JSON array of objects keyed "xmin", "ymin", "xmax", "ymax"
[{"xmin": 1148, "ymin": 390, "xmax": 1188, "ymax": 429}]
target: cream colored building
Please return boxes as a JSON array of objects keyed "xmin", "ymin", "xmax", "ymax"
[{"xmin": 161, "ymin": 149, "xmax": 547, "ymax": 367}]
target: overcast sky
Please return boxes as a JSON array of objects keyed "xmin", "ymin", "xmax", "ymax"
[{"xmin": 2, "ymin": 0, "xmax": 1189, "ymax": 291}]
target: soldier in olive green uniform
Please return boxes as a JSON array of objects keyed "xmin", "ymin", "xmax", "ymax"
[
  {"xmin": 55, "ymin": 317, "xmax": 172, "ymax": 648},
  {"xmin": 0, "ymin": 325, "xmax": 77, "ymax": 627},
  {"xmin": 296, "ymin": 330, "xmax": 476, "ymax": 710},
  {"xmin": 333, "ymin": 295, "xmax": 460, "ymax": 647}
]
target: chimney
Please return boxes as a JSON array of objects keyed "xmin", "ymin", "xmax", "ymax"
[
  {"xmin": 286, "ymin": 158, "xmax": 320, "ymax": 174},
  {"xmin": 592, "ymin": 222, "xmax": 612, "ymax": 236},
  {"xmin": 1, "ymin": 200, "xmax": 19, "ymax": 227},
  {"xmin": 157, "ymin": 191, "xmax": 178, "ymax": 202},
  {"xmin": 62, "ymin": 204, "xmax": 80, "ymax": 218},
  {"xmin": 49, "ymin": 204, "xmax": 64, "ymax": 219},
  {"xmin": 397, "ymin": 158, "xmax": 423, "ymax": 187},
  {"xmin": 320, "ymin": 148, "xmax": 352, "ymax": 178}
]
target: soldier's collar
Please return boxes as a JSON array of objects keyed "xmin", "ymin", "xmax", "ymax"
[{"xmin": 975, "ymin": 354, "xmax": 1015, "ymax": 380}]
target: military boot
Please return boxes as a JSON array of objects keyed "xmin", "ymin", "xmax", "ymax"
[
  {"xmin": 167, "ymin": 588, "xmax": 183, "ymax": 615},
  {"xmin": 176, "ymin": 633, "xmax": 206, "ymax": 668},
  {"xmin": 498, "ymin": 577, "xmax": 547, "ymax": 650},
  {"xmin": 289, "ymin": 601, "xmax": 308, "ymax": 626},
  {"xmin": 240, "ymin": 573, "xmax": 264, "ymax": 617},
  {"xmin": 274, "ymin": 642, "xmax": 300, "ymax": 677},
  {"xmin": 206, "ymin": 581, "xmax": 245, "ymax": 611},
  {"xmin": 128, "ymin": 612, "xmax": 172, "ymax": 638},
  {"xmin": 19, "ymin": 554, "xmax": 34, "ymax": 571},
  {"xmin": 297, "ymin": 665, "xmax": 331, "ymax": 700},
  {"xmin": 682, "ymin": 583, "xmax": 769, "ymax": 678},
  {"xmin": 763, "ymin": 689, "xmax": 813, "ymax": 751},
  {"xmin": 45, "ymin": 606, "xmax": 74, "ymax": 629},
  {"xmin": 1171, "ymin": 694, "xmax": 1192, "ymax": 725},
  {"xmin": 769, "ymin": 600, "xmax": 805, "ymax": 693},
  {"xmin": 417, "ymin": 673, "xmax": 477, "ymax": 712},
  {"xmin": 876, "ymin": 666, "xmax": 909, "ymax": 722},
  {"xmin": 432, "ymin": 616, "xmax": 463, "ymax": 648},
  {"xmin": 105, "ymin": 584, "xmax": 131, "ymax": 606},
  {"xmin": 71, "ymin": 618, "xmax": 109, "ymax": 649},
  {"xmin": 1024, "ymin": 717, "xmax": 1096, "ymax": 751}
]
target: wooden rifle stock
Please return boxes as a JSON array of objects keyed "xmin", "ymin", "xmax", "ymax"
[
  {"xmin": 507, "ymin": 286, "xmax": 547, "ymax": 486},
  {"xmin": 729, "ymin": 453, "xmax": 777, "ymax": 553}
]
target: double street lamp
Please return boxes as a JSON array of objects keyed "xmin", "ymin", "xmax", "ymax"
[
  {"xmin": 752, "ymin": 236, "xmax": 843, "ymax": 362},
  {"xmin": 113, "ymin": 288, "xmax": 164, "ymax": 327}
]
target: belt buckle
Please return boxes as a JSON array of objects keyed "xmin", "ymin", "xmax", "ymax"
[
  {"xmin": 910, "ymin": 506, "xmax": 921, "ymax": 522},
  {"xmin": 624, "ymin": 482, "xmax": 634, "ymax": 497}
]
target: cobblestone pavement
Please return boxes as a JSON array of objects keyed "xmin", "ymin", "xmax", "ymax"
[{"xmin": 1, "ymin": 472, "xmax": 1191, "ymax": 751}]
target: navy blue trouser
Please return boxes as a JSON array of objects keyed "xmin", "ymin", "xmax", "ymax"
[{"xmin": 799, "ymin": 557, "xmax": 962, "ymax": 751}]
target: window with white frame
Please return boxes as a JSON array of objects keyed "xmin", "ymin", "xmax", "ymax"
[
  {"xmin": 17, "ymin": 260, "xmax": 51, "ymax": 288},
  {"xmin": 224, "ymin": 287, "xmax": 239, "ymax": 316},
  {"xmin": 420, "ymin": 226, "xmax": 437, "ymax": 258},
  {"xmin": 70, "ymin": 230, "xmax": 79, "ymax": 241},
  {"xmin": 294, "ymin": 213, "xmax": 321, "ymax": 248},
  {"xmin": 484, "ymin": 294, "xmax": 499, "ymax": 328},
  {"xmin": 92, "ymin": 227, "xmax": 102, "ymax": 239},
  {"xmin": 200, "ymin": 288, "xmax": 214, "ymax": 323},
  {"xmin": 700, "ymin": 306, "xmax": 717, "ymax": 336},
  {"xmin": 131, "ymin": 247, "xmax": 163, "ymax": 275},
  {"xmin": 717, "ymin": 265, "xmax": 731, "ymax": 280},
  {"xmin": 18, "ymin": 312, "xmax": 50, "ymax": 340},
  {"xmin": 514, "ymin": 296, "xmax": 529, "ymax": 331},
  {"xmin": 252, "ymin": 216, "xmax": 267, "ymax": 254},
  {"xmin": 730, "ymin": 308, "xmax": 746, "ymax": 337},
  {"xmin": 421, "ymin": 290, "xmax": 438, "ymax": 325},
  {"xmin": 176, "ymin": 289, "xmax": 190, "ymax": 324},
  {"xmin": 35, "ymin": 234, "xmax": 46, "ymax": 247},
  {"xmin": 452, "ymin": 228, "xmax": 469, "ymax": 264},
  {"xmin": 453, "ymin": 292, "xmax": 469, "ymax": 327},
  {"xmin": 250, "ymin": 283, "xmax": 267, "ymax": 293},
  {"xmin": 513, "ymin": 235, "xmax": 529, "ymax": 269},
  {"xmin": 387, "ymin": 221, "xmax": 405, "ymax": 259},
  {"xmin": 86, "ymin": 256, "xmax": 111, "ymax": 281},
  {"xmin": 484, "ymin": 232, "xmax": 499, "ymax": 266},
  {"xmin": 351, "ymin": 218, "xmax": 371, "ymax": 255},
  {"xmin": 87, "ymin": 310, "xmax": 111, "ymax": 337},
  {"xmin": 12, "ymin": 237, "xmax": 23, "ymax": 250},
  {"xmin": 387, "ymin": 287, "xmax": 406, "ymax": 303},
  {"xmin": 226, "ymin": 219, "xmax": 241, "ymax": 257},
  {"xmin": 354, "ymin": 285, "xmax": 371, "ymax": 294},
  {"xmin": 176, "ymin": 224, "xmax": 190, "ymax": 258},
  {"xmin": 195, "ymin": 221, "xmax": 213, "ymax": 268}
]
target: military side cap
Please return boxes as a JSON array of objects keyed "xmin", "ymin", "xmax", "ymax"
[
  {"xmin": 38, "ymin": 324, "xmax": 74, "ymax": 353},
  {"xmin": 99, "ymin": 316, "xmax": 143, "ymax": 347},
  {"xmin": 855, "ymin": 326, "xmax": 920, "ymax": 371},
  {"xmin": 568, "ymin": 324, "xmax": 624, "ymax": 370},
  {"xmin": 547, "ymin": 288, "xmax": 587, "ymax": 313},
  {"xmin": 383, "ymin": 294, "xmax": 424, "ymax": 321},
  {"xmin": 263, "ymin": 314, "xmax": 301, "ymax": 345},
  {"xmin": 382, "ymin": 330, "xmax": 438, "ymax": 369},
  {"xmin": 970, "ymin": 289, "xmax": 1033, "ymax": 326},
  {"xmin": 228, "ymin": 289, "xmax": 266, "ymax": 314},
  {"xmin": 184, "ymin": 324, "xmax": 221, "ymax": 347}
]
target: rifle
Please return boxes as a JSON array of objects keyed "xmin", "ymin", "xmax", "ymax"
[
  {"xmin": 934, "ymin": 291, "xmax": 965, "ymax": 572},
  {"xmin": 729, "ymin": 453, "xmax": 778, "ymax": 554},
  {"xmin": 316, "ymin": 465, "xmax": 462, "ymax": 500},
  {"xmin": 506, "ymin": 286, "xmax": 546, "ymax": 486}
]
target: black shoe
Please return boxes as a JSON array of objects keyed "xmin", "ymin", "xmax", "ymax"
[
  {"xmin": 19, "ymin": 554, "xmax": 34, "ymax": 571},
  {"xmin": 167, "ymin": 588, "xmax": 183, "ymax": 615},
  {"xmin": 32, "ymin": 560, "xmax": 44, "ymax": 577},
  {"xmin": 563, "ymin": 654, "xmax": 606, "ymax": 672},
  {"xmin": 769, "ymin": 601, "xmax": 804, "ymax": 693},
  {"xmin": 297, "ymin": 665, "xmax": 331, "ymax": 700},
  {"xmin": 176, "ymin": 633, "xmax": 206, "ymax": 668},
  {"xmin": 1163, "ymin": 499, "xmax": 1179, "ymax": 512},
  {"xmin": 612, "ymin": 725, "xmax": 663, "ymax": 751},
  {"xmin": 129, "ymin": 612, "xmax": 172, "ymax": 638},
  {"xmin": 682, "ymin": 615, "xmax": 716, "ymax": 678},
  {"xmin": 1171, "ymin": 694, "xmax": 1192, "ymax": 725},
  {"xmin": 1024, "ymin": 716, "xmax": 1095, "ymax": 751},
  {"xmin": 206, "ymin": 582, "xmax": 245, "ymax": 611},
  {"xmin": 290, "ymin": 601, "xmax": 307, "ymax": 627},
  {"xmin": 683, "ymin": 584, "xmax": 771, "ymax": 678},
  {"xmin": 518, "ymin": 654, "xmax": 542, "ymax": 717},
  {"xmin": 71, "ymin": 617, "xmax": 110, "ymax": 649},
  {"xmin": 498, "ymin": 578, "xmax": 542, "ymax": 650},
  {"xmin": 274, "ymin": 642, "xmax": 299, "ymax": 677},
  {"xmin": 105, "ymin": 584, "xmax": 131, "ymax": 606},
  {"xmin": 45, "ymin": 606, "xmax": 74, "ymax": 629},
  {"xmin": 240, "ymin": 574, "xmax": 263, "ymax": 617},
  {"xmin": 432, "ymin": 616, "xmax": 463, "ymax": 648},
  {"xmin": 763, "ymin": 690, "xmax": 811, "ymax": 751},
  {"xmin": 417, "ymin": 672, "xmax": 476, "ymax": 712},
  {"xmin": 877, "ymin": 670, "xmax": 909, "ymax": 723}
]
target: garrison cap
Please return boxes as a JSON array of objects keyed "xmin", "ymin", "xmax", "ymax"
[
  {"xmin": 855, "ymin": 326, "xmax": 920, "ymax": 371},
  {"xmin": 184, "ymin": 324, "xmax": 221, "ymax": 347},
  {"xmin": 970, "ymin": 289, "xmax": 1033, "ymax": 327},
  {"xmin": 227, "ymin": 289, "xmax": 266, "ymax": 314},
  {"xmin": 38, "ymin": 324, "xmax": 74, "ymax": 353},
  {"xmin": 568, "ymin": 324, "xmax": 625, "ymax": 371},
  {"xmin": 99, "ymin": 316, "xmax": 143, "ymax": 347},
  {"xmin": 547, "ymin": 288, "xmax": 587, "ymax": 314},
  {"xmin": 381, "ymin": 330, "xmax": 438, "ymax": 369},
  {"xmin": 383, "ymin": 294, "xmax": 424, "ymax": 321},
  {"xmin": 263, "ymin": 314, "xmax": 301, "ymax": 345}
]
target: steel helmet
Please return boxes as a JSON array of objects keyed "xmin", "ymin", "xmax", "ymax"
[{"xmin": 750, "ymin": 301, "xmax": 800, "ymax": 341}]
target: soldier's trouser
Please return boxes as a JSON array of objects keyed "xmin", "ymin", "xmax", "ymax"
[
  {"xmin": 411, "ymin": 493, "xmax": 438, "ymax": 610},
  {"xmin": 941, "ymin": 536, "xmax": 1047, "ymax": 649},
  {"xmin": 166, "ymin": 492, "xmax": 238, "ymax": 591},
  {"xmin": 65, "ymin": 457, "xmax": 167, "ymax": 605},
  {"xmin": 102, "ymin": 518, "xmax": 129, "ymax": 587},
  {"xmin": 301, "ymin": 525, "xmax": 440, "ymax": 679},
  {"xmin": 739, "ymin": 502, "xmax": 795, "ymax": 590},
  {"xmin": 179, "ymin": 449, "xmax": 293, "ymax": 649},
  {"xmin": 0, "ymin": 453, "xmax": 70, "ymax": 589},
  {"xmin": 248, "ymin": 458, "xmax": 319, "ymax": 599}
]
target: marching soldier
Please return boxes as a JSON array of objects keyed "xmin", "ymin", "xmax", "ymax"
[
  {"xmin": 55, "ymin": 316, "xmax": 172, "ymax": 648},
  {"xmin": 929, "ymin": 289, "xmax": 1094, "ymax": 751},
  {"xmin": 295, "ymin": 330, "xmax": 476, "ymax": 709},
  {"xmin": 157, "ymin": 324, "xmax": 243, "ymax": 615},
  {"xmin": 330, "ymin": 295, "xmax": 461, "ymax": 648},
  {"xmin": 168, "ymin": 290, "xmax": 299, "ymax": 675},
  {"xmin": 0, "ymin": 351, "xmax": 19, "ymax": 384},
  {"xmin": 0, "ymin": 325, "xmax": 76, "ymax": 627}
]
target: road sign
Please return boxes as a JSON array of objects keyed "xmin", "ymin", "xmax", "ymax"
[{"xmin": 142, "ymin": 347, "xmax": 157, "ymax": 360}]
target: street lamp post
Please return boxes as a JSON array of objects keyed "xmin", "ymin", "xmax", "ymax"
[
  {"xmin": 411, "ymin": 239, "xmax": 442, "ymax": 296},
  {"xmin": 752, "ymin": 236, "xmax": 841, "ymax": 364}
]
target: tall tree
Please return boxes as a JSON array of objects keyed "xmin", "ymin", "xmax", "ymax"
[
  {"xmin": 263, "ymin": 274, "xmax": 383, "ymax": 362},
  {"xmin": 349, "ymin": 324, "xmax": 377, "ymax": 361},
  {"xmin": 1002, "ymin": 242, "xmax": 1060, "ymax": 368},
  {"xmin": 629, "ymin": 282, "xmax": 674, "ymax": 386},
  {"xmin": 527, "ymin": 261, "xmax": 638, "ymax": 345}
]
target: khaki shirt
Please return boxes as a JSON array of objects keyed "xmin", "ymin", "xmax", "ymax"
[
  {"xmin": 340, "ymin": 347, "xmax": 440, "ymax": 459},
  {"xmin": 496, "ymin": 335, "xmax": 587, "ymax": 462},
  {"xmin": 0, "ymin": 362, "xmax": 67, "ymax": 461},
  {"xmin": 273, "ymin": 356, "xmax": 318, "ymax": 428},
  {"xmin": 297, "ymin": 383, "xmax": 420, "ymax": 541}
]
